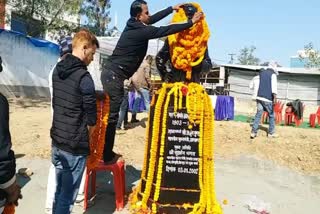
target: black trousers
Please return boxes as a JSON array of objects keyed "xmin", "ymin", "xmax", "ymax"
[{"xmin": 101, "ymin": 68, "xmax": 124, "ymax": 162}]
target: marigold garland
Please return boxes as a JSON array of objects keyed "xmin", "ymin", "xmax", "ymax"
[
  {"xmin": 129, "ymin": 83, "xmax": 222, "ymax": 214},
  {"xmin": 86, "ymin": 94, "xmax": 110, "ymax": 170},
  {"xmin": 3, "ymin": 204, "xmax": 15, "ymax": 214},
  {"xmin": 168, "ymin": 3, "xmax": 210, "ymax": 80}
]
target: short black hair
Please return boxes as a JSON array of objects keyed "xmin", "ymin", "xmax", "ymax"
[{"xmin": 130, "ymin": 0, "xmax": 147, "ymax": 17}]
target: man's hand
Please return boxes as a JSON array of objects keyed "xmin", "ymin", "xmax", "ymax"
[
  {"xmin": 172, "ymin": 4, "xmax": 183, "ymax": 11},
  {"xmin": 191, "ymin": 12, "xmax": 204, "ymax": 24},
  {"xmin": 4, "ymin": 181, "xmax": 22, "ymax": 206},
  {"xmin": 272, "ymin": 94, "xmax": 277, "ymax": 104}
]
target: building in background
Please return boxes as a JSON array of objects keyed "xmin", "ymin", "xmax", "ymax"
[{"xmin": 0, "ymin": 0, "xmax": 79, "ymax": 42}]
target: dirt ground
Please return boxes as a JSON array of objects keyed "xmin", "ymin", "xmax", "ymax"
[{"xmin": 8, "ymin": 99, "xmax": 320, "ymax": 176}]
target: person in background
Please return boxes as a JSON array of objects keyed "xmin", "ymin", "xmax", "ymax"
[
  {"xmin": 50, "ymin": 29, "xmax": 99, "ymax": 214},
  {"xmin": 130, "ymin": 55, "xmax": 153, "ymax": 122},
  {"xmin": 250, "ymin": 61, "xmax": 279, "ymax": 139},
  {"xmin": 116, "ymin": 79, "xmax": 132, "ymax": 133},
  {"xmin": 0, "ymin": 56, "xmax": 23, "ymax": 213}
]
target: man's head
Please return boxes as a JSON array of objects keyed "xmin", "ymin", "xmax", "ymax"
[
  {"xmin": 130, "ymin": 0, "xmax": 149, "ymax": 24},
  {"xmin": 183, "ymin": 4, "xmax": 198, "ymax": 19},
  {"xmin": 58, "ymin": 36, "xmax": 73, "ymax": 58},
  {"xmin": 72, "ymin": 29, "xmax": 99, "ymax": 66},
  {"xmin": 268, "ymin": 60, "xmax": 279, "ymax": 75}
]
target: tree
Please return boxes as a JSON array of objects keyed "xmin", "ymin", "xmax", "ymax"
[
  {"xmin": 80, "ymin": 0, "xmax": 111, "ymax": 36},
  {"xmin": 237, "ymin": 46, "xmax": 260, "ymax": 65},
  {"xmin": 299, "ymin": 42, "xmax": 320, "ymax": 68},
  {"xmin": 7, "ymin": 0, "xmax": 82, "ymax": 39}
]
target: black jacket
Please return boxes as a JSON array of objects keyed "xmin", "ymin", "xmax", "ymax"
[
  {"xmin": 104, "ymin": 7, "xmax": 193, "ymax": 80},
  {"xmin": 156, "ymin": 39, "xmax": 212, "ymax": 83},
  {"xmin": 51, "ymin": 54, "xmax": 96, "ymax": 155},
  {"xmin": 0, "ymin": 93, "xmax": 16, "ymax": 201}
]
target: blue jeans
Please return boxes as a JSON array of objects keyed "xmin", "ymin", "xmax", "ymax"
[
  {"xmin": 117, "ymin": 89, "xmax": 129, "ymax": 128},
  {"xmin": 51, "ymin": 146, "xmax": 86, "ymax": 214},
  {"xmin": 251, "ymin": 100, "xmax": 275, "ymax": 135},
  {"xmin": 138, "ymin": 88, "xmax": 150, "ymax": 112}
]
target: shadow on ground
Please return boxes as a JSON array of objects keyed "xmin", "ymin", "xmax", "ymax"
[{"xmin": 84, "ymin": 165, "xmax": 142, "ymax": 214}]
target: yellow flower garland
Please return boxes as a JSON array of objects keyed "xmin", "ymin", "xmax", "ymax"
[
  {"xmin": 129, "ymin": 83, "xmax": 222, "ymax": 214},
  {"xmin": 168, "ymin": 3, "xmax": 210, "ymax": 80}
]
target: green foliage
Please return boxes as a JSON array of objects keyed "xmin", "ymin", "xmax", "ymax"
[
  {"xmin": 237, "ymin": 46, "xmax": 260, "ymax": 65},
  {"xmin": 80, "ymin": 0, "xmax": 111, "ymax": 36},
  {"xmin": 300, "ymin": 42, "xmax": 320, "ymax": 69},
  {"xmin": 7, "ymin": 0, "xmax": 82, "ymax": 38}
]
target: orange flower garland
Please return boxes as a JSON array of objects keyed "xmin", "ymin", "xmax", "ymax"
[
  {"xmin": 86, "ymin": 94, "xmax": 110, "ymax": 170},
  {"xmin": 168, "ymin": 3, "xmax": 210, "ymax": 80},
  {"xmin": 3, "ymin": 204, "xmax": 15, "ymax": 214}
]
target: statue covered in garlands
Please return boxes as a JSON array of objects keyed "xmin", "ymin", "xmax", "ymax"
[{"xmin": 129, "ymin": 3, "xmax": 222, "ymax": 214}]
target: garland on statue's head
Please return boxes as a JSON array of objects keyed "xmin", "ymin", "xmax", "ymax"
[{"xmin": 168, "ymin": 2, "xmax": 210, "ymax": 80}]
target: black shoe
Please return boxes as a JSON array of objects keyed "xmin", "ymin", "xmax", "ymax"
[{"xmin": 131, "ymin": 118, "xmax": 140, "ymax": 123}]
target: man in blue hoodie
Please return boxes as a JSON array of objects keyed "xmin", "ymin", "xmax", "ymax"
[{"xmin": 101, "ymin": 0, "xmax": 203, "ymax": 164}]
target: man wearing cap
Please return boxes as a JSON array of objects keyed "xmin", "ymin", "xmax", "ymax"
[
  {"xmin": 101, "ymin": 0, "xmax": 204, "ymax": 164},
  {"xmin": 251, "ymin": 61, "xmax": 279, "ymax": 139},
  {"xmin": 0, "ymin": 56, "xmax": 23, "ymax": 213}
]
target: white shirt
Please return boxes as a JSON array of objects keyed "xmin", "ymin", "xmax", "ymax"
[{"xmin": 249, "ymin": 75, "xmax": 260, "ymax": 100}]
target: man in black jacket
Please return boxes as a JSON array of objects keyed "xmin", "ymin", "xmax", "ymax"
[
  {"xmin": 50, "ymin": 29, "xmax": 98, "ymax": 214},
  {"xmin": 101, "ymin": 0, "xmax": 203, "ymax": 164},
  {"xmin": 0, "ymin": 57, "xmax": 22, "ymax": 213}
]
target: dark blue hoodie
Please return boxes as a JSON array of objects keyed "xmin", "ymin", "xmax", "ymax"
[{"xmin": 105, "ymin": 7, "xmax": 193, "ymax": 79}]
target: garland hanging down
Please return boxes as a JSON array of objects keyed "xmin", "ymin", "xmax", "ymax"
[
  {"xmin": 129, "ymin": 83, "xmax": 222, "ymax": 214},
  {"xmin": 3, "ymin": 204, "xmax": 15, "ymax": 214},
  {"xmin": 87, "ymin": 94, "xmax": 110, "ymax": 170},
  {"xmin": 168, "ymin": 3, "xmax": 210, "ymax": 80}
]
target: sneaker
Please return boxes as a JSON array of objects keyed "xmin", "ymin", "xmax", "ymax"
[
  {"xmin": 268, "ymin": 133, "xmax": 279, "ymax": 138},
  {"xmin": 116, "ymin": 128, "xmax": 126, "ymax": 135},
  {"xmin": 75, "ymin": 194, "xmax": 84, "ymax": 203},
  {"xmin": 250, "ymin": 133, "xmax": 257, "ymax": 139}
]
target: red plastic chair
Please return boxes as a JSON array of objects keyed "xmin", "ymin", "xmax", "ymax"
[
  {"xmin": 285, "ymin": 104, "xmax": 305, "ymax": 127},
  {"xmin": 84, "ymin": 160, "xmax": 125, "ymax": 211},
  {"xmin": 261, "ymin": 101, "xmax": 283, "ymax": 124},
  {"xmin": 309, "ymin": 106, "xmax": 320, "ymax": 128}
]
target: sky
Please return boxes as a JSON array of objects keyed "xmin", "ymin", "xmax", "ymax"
[{"xmin": 108, "ymin": 0, "xmax": 320, "ymax": 67}]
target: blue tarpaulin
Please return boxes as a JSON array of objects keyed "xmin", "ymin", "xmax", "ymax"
[{"xmin": 0, "ymin": 29, "xmax": 59, "ymax": 53}]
